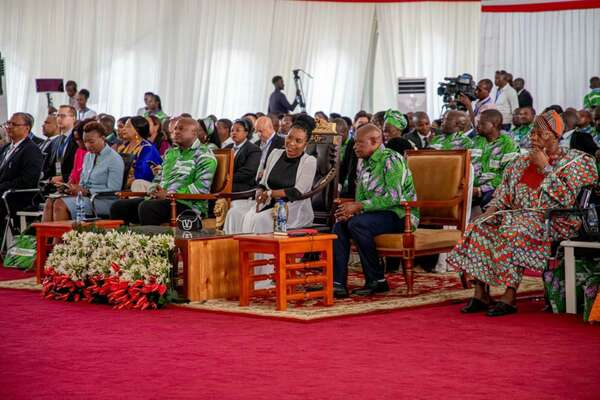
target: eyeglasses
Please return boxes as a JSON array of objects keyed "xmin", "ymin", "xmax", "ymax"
[{"xmin": 2, "ymin": 121, "xmax": 28, "ymax": 128}]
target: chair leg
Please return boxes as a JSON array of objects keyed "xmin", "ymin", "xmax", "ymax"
[{"xmin": 403, "ymin": 256, "xmax": 415, "ymax": 296}]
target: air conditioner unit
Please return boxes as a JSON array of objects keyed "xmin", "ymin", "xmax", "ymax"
[{"xmin": 396, "ymin": 78, "xmax": 426, "ymax": 114}]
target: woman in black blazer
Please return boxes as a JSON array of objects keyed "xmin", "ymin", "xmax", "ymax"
[{"xmin": 226, "ymin": 119, "xmax": 261, "ymax": 192}]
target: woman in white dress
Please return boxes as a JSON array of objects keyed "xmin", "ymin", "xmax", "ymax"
[{"xmin": 224, "ymin": 114, "xmax": 317, "ymax": 234}]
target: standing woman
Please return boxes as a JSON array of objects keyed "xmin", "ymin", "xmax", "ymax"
[
  {"xmin": 120, "ymin": 116, "xmax": 162, "ymax": 191},
  {"xmin": 147, "ymin": 114, "xmax": 171, "ymax": 156},
  {"xmin": 224, "ymin": 114, "xmax": 317, "ymax": 234}
]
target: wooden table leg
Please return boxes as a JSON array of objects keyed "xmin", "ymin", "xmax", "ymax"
[
  {"xmin": 239, "ymin": 249, "xmax": 250, "ymax": 307},
  {"xmin": 324, "ymin": 242, "xmax": 334, "ymax": 306},
  {"xmin": 564, "ymin": 245, "xmax": 577, "ymax": 314},
  {"xmin": 36, "ymin": 231, "xmax": 47, "ymax": 284},
  {"xmin": 276, "ymin": 250, "xmax": 287, "ymax": 311}
]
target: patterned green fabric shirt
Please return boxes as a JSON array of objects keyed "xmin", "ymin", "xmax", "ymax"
[
  {"xmin": 471, "ymin": 133, "xmax": 519, "ymax": 193},
  {"xmin": 583, "ymin": 89, "xmax": 600, "ymax": 110},
  {"xmin": 430, "ymin": 131, "xmax": 473, "ymax": 150},
  {"xmin": 144, "ymin": 110, "xmax": 169, "ymax": 123},
  {"xmin": 356, "ymin": 147, "xmax": 419, "ymax": 228},
  {"xmin": 339, "ymin": 137, "xmax": 351, "ymax": 163},
  {"xmin": 150, "ymin": 139, "xmax": 217, "ymax": 216},
  {"xmin": 509, "ymin": 123, "xmax": 533, "ymax": 148}
]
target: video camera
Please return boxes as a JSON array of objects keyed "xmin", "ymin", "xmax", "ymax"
[{"xmin": 437, "ymin": 73, "xmax": 476, "ymax": 111}]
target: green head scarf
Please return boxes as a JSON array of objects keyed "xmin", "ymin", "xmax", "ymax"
[{"xmin": 384, "ymin": 109, "xmax": 407, "ymax": 131}]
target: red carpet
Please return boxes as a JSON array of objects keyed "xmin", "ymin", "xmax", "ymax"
[
  {"xmin": 0, "ymin": 289, "xmax": 598, "ymax": 400},
  {"xmin": 0, "ymin": 266, "xmax": 35, "ymax": 281}
]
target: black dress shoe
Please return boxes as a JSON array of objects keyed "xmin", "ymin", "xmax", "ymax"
[
  {"xmin": 333, "ymin": 284, "xmax": 349, "ymax": 299},
  {"xmin": 486, "ymin": 301, "xmax": 517, "ymax": 317},
  {"xmin": 460, "ymin": 297, "xmax": 491, "ymax": 314},
  {"xmin": 351, "ymin": 280, "xmax": 390, "ymax": 296}
]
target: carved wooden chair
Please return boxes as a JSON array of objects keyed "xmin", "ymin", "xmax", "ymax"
[
  {"xmin": 118, "ymin": 149, "xmax": 234, "ymax": 228},
  {"xmin": 374, "ymin": 149, "xmax": 471, "ymax": 295},
  {"xmin": 220, "ymin": 121, "xmax": 341, "ymax": 229}
]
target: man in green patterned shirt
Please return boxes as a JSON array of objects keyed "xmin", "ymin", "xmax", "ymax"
[
  {"xmin": 110, "ymin": 118, "xmax": 217, "ymax": 225},
  {"xmin": 509, "ymin": 106, "xmax": 535, "ymax": 149},
  {"xmin": 472, "ymin": 109, "xmax": 519, "ymax": 208},
  {"xmin": 430, "ymin": 110, "xmax": 473, "ymax": 150},
  {"xmin": 332, "ymin": 124, "xmax": 418, "ymax": 298},
  {"xmin": 583, "ymin": 77, "xmax": 600, "ymax": 110}
]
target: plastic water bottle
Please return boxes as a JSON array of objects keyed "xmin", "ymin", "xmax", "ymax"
[
  {"xmin": 274, "ymin": 199, "xmax": 288, "ymax": 234},
  {"xmin": 75, "ymin": 191, "xmax": 86, "ymax": 222},
  {"xmin": 588, "ymin": 203, "xmax": 598, "ymax": 234}
]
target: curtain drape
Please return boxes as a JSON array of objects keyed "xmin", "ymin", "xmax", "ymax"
[
  {"xmin": 373, "ymin": 1, "xmax": 481, "ymax": 118},
  {"xmin": 479, "ymin": 8, "xmax": 600, "ymax": 111},
  {"xmin": 0, "ymin": 0, "xmax": 375, "ymax": 130}
]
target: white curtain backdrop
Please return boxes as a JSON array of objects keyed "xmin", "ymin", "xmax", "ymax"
[
  {"xmin": 373, "ymin": 1, "xmax": 481, "ymax": 118},
  {"xmin": 0, "ymin": 0, "xmax": 375, "ymax": 132},
  {"xmin": 479, "ymin": 8, "xmax": 600, "ymax": 111}
]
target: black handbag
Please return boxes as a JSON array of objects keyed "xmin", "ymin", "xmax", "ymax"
[{"xmin": 176, "ymin": 210, "xmax": 202, "ymax": 231}]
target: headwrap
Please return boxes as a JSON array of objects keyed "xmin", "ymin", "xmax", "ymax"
[
  {"xmin": 533, "ymin": 110, "xmax": 564, "ymax": 137},
  {"xmin": 202, "ymin": 117, "xmax": 215, "ymax": 137},
  {"xmin": 384, "ymin": 109, "xmax": 407, "ymax": 131}
]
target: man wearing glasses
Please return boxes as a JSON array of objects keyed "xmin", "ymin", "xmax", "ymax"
[
  {"xmin": 0, "ymin": 113, "xmax": 44, "ymax": 236},
  {"xmin": 49, "ymin": 105, "xmax": 78, "ymax": 183}
]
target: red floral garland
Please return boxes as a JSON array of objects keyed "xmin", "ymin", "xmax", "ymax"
[{"xmin": 42, "ymin": 263, "xmax": 169, "ymax": 310}]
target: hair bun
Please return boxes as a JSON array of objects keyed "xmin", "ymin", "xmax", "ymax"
[{"xmin": 294, "ymin": 114, "xmax": 316, "ymax": 135}]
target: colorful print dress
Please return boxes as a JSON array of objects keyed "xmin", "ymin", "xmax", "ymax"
[{"xmin": 447, "ymin": 149, "xmax": 598, "ymax": 287}]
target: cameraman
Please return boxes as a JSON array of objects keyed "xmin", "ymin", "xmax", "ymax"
[{"xmin": 459, "ymin": 79, "xmax": 495, "ymax": 127}]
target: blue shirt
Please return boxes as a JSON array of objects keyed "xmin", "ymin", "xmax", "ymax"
[
  {"xmin": 80, "ymin": 145, "xmax": 124, "ymax": 193},
  {"xmin": 134, "ymin": 140, "xmax": 162, "ymax": 181}
]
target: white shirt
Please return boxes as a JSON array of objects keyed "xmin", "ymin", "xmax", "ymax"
[
  {"xmin": 77, "ymin": 108, "xmax": 97, "ymax": 121},
  {"xmin": 493, "ymin": 85, "xmax": 519, "ymax": 125},
  {"xmin": 221, "ymin": 137, "xmax": 234, "ymax": 149},
  {"xmin": 0, "ymin": 137, "xmax": 25, "ymax": 167},
  {"xmin": 232, "ymin": 139, "xmax": 248, "ymax": 156}
]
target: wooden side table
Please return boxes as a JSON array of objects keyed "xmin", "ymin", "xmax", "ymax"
[
  {"xmin": 174, "ymin": 231, "xmax": 239, "ymax": 301},
  {"xmin": 32, "ymin": 220, "xmax": 124, "ymax": 283},
  {"xmin": 560, "ymin": 240, "xmax": 600, "ymax": 314},
  {"xmin": 234, "ymin": 234, "xmax": 336, "ymax": 311}
]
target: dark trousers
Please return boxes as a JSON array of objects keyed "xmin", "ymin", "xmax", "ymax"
[
  {"xmin": 332, "ymin": 211, "xmax": 404, "ymax": 286},
  {"xmin": 109, "ymin": 198, "xmax": 191, "ymax": 225}
]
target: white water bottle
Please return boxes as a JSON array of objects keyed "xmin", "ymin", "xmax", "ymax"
[{"xmin": 75, "ymin": 191, "xmax": 86, "ymax": 222}]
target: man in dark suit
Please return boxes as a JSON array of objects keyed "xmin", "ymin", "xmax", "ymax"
[
  {"xmin": 254, "ymin": 116, "xmax": 284, "ymax": 180},
  {"xmin": 0, "ymin": 113, "xmax": 44, "ymax": 235},
  {"xmin": 39, "ymin": 114, "xmax": 62, "ymax": 179},
  {"xmin": 403, "ymin": 112, "xmax": 431, "ymax": 149},
  {"xmin": 48, "ymin": 105, "xmax": 78, "ymax": 183},
  {"xmin": 514, "ymin": 78, "xmax": 533, "ymax": 108},
  {"xmin": 225, "ymin": 120, "xmax": 262, "ymax": 192}
]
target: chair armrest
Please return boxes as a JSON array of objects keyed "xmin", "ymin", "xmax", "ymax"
[
  {"xmin": 168, "ymin": 193, "xmax": 218, "ymax": 201},
  {"xmin": 401, "ymin": 196, "xmax": 462, "ymax": 209},
  {"xmin": 117, "ymin": 191, "xmax": 147, "ymax": 199},
  {"xmin": 297, "ymin": 168, "xmax": 337, "ymax": 201},
  {"xmin": 218, "ymin": 189, "xmax": 258, "ymax": 200},
  {"xmin": 2, "ymin": 188, "xmax": 41, "ymax": 200}
]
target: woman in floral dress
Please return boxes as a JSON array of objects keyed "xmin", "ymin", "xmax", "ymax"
[{"xmin": 447, "ymin": 110, "xmax": 598, "ymax": 316}]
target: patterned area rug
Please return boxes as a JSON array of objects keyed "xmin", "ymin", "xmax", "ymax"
[
  {"xmin": 0, "ymin": 269, "xmax": 545, "ymax": 321},
  {"xmin": 181, "ymin": 268, "xmax": 544, "ymax": 321}
]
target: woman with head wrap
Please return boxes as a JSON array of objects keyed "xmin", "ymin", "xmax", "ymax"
[
  {"xmin": 382, "ymin": 109, "xmax": 407, "ymax": 144},
  {"xmin": 448, "ymin": 110, "xmax": 598, "ymax": 316}
]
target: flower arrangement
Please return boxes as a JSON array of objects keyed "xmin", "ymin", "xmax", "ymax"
[{"xmin": 42, "ymin": 229, "xmax": 175, "ymax": 310}]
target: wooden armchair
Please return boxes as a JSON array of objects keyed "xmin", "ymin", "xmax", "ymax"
[
  {"xmin": 118, "ymin": 149, "xmax": 234, "ymax": 227},
  {"xmin": 220, "ymin": 121, "xmax": 341, "ymax": 229},
  {"xmin": 374, "ymin": 149, "xmax": 471, "ymax": 295}
]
